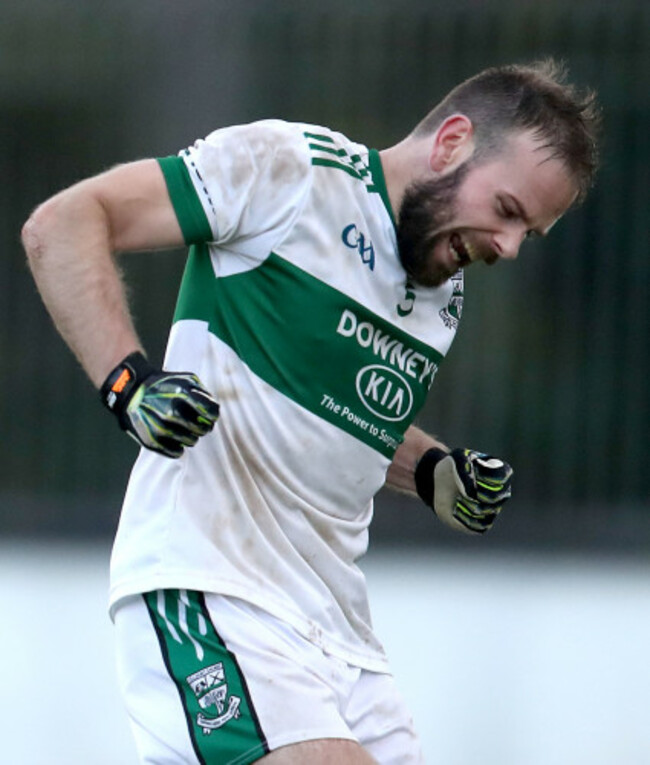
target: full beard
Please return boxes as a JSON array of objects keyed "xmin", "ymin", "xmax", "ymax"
[{"xmin": 396, "ymin": 162, "xmax": 470, "ymax": 287}]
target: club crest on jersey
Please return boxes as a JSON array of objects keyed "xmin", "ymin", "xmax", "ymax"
[
  {"xmin": 439, "ymin": 272, "xmax": 464, "ymax": 330},
  {"xmin": 186, "ymin": 663, "xmax": 241, "ymax": 735}
]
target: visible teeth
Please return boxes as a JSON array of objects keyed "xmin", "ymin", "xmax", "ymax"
[
  {"xmin": 450, "ymin": 233, "xmax": 471, "ymax": 265},
  {"xmin": 465, "ymin": 240, "xmax": 477, "ymax": 262}
]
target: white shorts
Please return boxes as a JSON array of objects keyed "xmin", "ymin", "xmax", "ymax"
[{"xmin": 114, "ymin": 590, "xmax": 424, "ymax": 764}]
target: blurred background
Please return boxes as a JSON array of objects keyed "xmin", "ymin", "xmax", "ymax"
[{"xmin": 1, "ymin": 1, "xmax": 648, "ymax": 763}]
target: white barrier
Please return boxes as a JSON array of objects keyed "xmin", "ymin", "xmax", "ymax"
[{"xmin": 1, "ymin": 543, "xmax": 649, "ymax": 764}]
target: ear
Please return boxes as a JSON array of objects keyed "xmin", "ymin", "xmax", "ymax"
[{"xmin": 429, "ymin": 114, "xmax": 475, "ymax": 173}]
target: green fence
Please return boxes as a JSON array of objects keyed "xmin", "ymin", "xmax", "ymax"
[{"xmin": 1, "ymin": 0, "xmax": 648, "ymax": 549}]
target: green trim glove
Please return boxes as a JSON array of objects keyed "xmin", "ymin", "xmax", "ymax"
[
  {"xmin": 100, "ymin": 351, "xmax": 220, "ymax": 458},
  {"xmin": 415, "ymin": 447, "xmax": 513, "ymax": 534}
]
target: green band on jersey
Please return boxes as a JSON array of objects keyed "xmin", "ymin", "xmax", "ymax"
[
  {"xmin": 174, "ymin": 247, "xmax": 443, "ymax": 457},
  {"xmin": 311, "ymin": 157, "xmax": 368, "ymax": 182},
  {"xmin": 157, "ymin": 156, "xmax": 213, "ymax": 245},
  {"xmin": 144, "ymin": 590, "xmax": 268, "ymax": 765}
]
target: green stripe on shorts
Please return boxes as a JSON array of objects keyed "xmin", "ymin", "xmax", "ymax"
[{"xmin": 144, "ymin": 590, "xmax": 269, "ymax": 765}]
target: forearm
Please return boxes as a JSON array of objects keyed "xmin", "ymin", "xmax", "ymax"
[
  {"xmin": 22, "ymin": 185, "xmax": 142, "ymax": 387},
  {"xmin": 385, "ymin": 425, "xmax": 449, "ymax": 495}
]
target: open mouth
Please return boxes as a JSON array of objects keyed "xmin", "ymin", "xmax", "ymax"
[{"xmin": 450, "ymin": 232, "xmax": 478, "ymax": 268}]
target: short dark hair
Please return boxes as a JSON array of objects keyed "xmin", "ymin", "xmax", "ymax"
[{"xmin": 411, "ymin": 59, "xmax": 601, "ymax": 200}]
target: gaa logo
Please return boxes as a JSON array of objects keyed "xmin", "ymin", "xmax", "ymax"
[
  {"xmin": 355, "ymin": 364, "xmax": 413, "ymax": 422},
  {"xmin": 341, "ymin": 223, "xmax": 375, "ymax": 271}
]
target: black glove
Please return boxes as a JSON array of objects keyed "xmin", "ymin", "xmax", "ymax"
[
  {"xmin": 415, "ymin": 447, "xmax": 513, "ymax": 534},
  {"xmin": 100, "ymin": 351, "xmax": 220, "ymax": 458}
]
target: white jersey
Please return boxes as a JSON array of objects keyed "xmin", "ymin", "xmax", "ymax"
[{"xmin": 109, "ymin": 120, "xmax": 464, "ymax": 671}]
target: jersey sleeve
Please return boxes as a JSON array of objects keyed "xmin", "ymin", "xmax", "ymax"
[{"xmin": 158, "ymin": 120, "xmax": 312, "ymax": 251}]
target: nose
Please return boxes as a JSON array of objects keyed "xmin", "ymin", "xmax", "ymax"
[{"xmin": 492, "ymin": 227, "xmax": 527, "ymax": 261}]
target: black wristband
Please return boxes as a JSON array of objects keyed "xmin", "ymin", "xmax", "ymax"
[
  {"xmin": 414, "ymin": 447, "xmax": 449, "ymax": 506},
  {"xmin": 99, "ymin": 351, "xmax": 155, "ymax": 419}
]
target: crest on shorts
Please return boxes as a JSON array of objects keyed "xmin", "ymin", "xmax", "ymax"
[
  {"xmin": 186, "ymin": 663, "xmax": 241, "ymax": 735},
  {"xmin": 439, "ymin": 272, "xmax": 464, "ymax": 330}
]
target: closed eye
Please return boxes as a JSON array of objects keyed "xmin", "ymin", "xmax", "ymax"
[
  {"xmin": 498, "ymin": 195, "xmax": 543, "ymax": 239},
  {"xmin": 497, "ymin": 198, "xmax": 517, "ymax": 220}
]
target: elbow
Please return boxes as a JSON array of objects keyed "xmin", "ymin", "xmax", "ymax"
[
  {"xmin": 22, "ymin": 201, "xmax": 55, "ymax": 267},
  {"xmin": 22, "ymin": 213, "xmax": 43, "ymax": 269},
  {"xmin": 23, "ymin": 184, "xmax": 114, "ymax": 266}
]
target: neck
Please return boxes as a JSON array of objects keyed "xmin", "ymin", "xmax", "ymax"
[{"xmin": 379, "ymin": 136, "xmax": 431, "ymax": 219}]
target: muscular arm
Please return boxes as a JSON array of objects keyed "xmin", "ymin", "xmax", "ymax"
[
  {"xmin": 385, "ymin": 425, "xmax": 449, "ymax": 495},
  {"xmin": 21, "ymin": 159, "xmax": 184, "ymax": 387}
]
